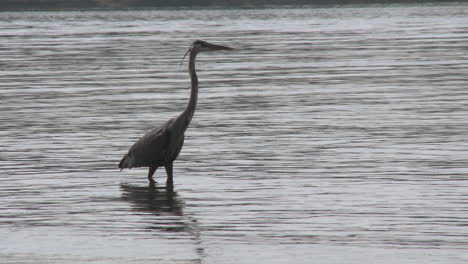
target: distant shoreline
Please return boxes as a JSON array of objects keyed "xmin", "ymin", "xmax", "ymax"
[{"xmin": 0, "ymin": 0, "xmax": 462, "ymax": 12}]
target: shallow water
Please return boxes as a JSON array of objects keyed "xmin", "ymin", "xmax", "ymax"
[{"xmin": 1, "ymin": 3, "xmax": 468, "ymax": 263}]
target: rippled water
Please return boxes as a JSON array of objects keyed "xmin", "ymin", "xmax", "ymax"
[{"xmin": 1, "ymin": 3, "xmax": 468, "ymax": 263}]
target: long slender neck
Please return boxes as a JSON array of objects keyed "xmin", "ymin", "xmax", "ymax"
[{"xmin": 179, "ymin": 49, "xmax": 198, "ymax": 130}]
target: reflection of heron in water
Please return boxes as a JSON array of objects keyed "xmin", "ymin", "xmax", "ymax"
[
  {"xmin": 120, "ymin": 183, "xmax": 183, "ymax": 218},
  {"xmin": 119, "ymin": 40, "xmax": 234, "ymax": 188},
  {"xmin": 120, "ymin": 183, "xmax": 205, "ymax": 260}
]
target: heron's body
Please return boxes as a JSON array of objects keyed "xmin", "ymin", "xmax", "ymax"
[
  {"xmin": 119, "ymin": 40, "xmax": 233, "ymax": 187},
  {"xmin": 119, "ymin": 117, "xmax": 184, "ymax": 168}
]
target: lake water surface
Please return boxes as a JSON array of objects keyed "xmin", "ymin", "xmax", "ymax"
[{"xmin": 1, "ymin": 3, "xmax": 467, "ymax": 263}]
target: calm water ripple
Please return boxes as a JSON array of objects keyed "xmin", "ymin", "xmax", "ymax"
[{"xmin": 1, "ymin": 3, "xmax": 468, "ymax": 264}]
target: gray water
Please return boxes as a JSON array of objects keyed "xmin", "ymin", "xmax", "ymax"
[{"xmin": 1, "ymin": 3, "xmax": 468, "ymax": 264}]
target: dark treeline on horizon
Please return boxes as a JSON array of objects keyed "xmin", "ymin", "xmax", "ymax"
[{"xmin": 0, "ymin": 0, "xmax": 462, "ymax": 10}]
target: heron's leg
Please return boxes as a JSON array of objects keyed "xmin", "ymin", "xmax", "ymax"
[
  {"xmin": 164, "ymin": 162, "xmax": 174, "ymax": 188},
  {"xmin": 148, "ymin": 166, "xmax": 157, "ymax": 187}
]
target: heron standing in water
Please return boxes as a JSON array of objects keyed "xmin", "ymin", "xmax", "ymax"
[{"xmin": 119, "ymin": 40, "xmax": 234, "ymax": 188}]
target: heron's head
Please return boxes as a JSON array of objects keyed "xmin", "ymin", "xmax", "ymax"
[
  {"xmin": 180, "ymin": 40, "xmax": 234, "ymax": 68},
  {"xmin": 191, "ymin": 40, "xmax": 234, "ymax": 53},
  {"xmin": 182, "ymin": 40, "xmax": 234, "ymax": 60}
]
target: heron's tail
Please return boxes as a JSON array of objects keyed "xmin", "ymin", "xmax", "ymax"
[{"xmin": 118, "ymin": 154, "xmax": 132, "ymax": 170}]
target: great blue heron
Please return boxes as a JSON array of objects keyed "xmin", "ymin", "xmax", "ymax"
[{"xmin": 119, "ymin": 40, "xmax": 234, "ymax": 188}]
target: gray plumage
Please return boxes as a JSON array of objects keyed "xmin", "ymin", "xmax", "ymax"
[{"xmin": 119, "ymin": 40, "xmax": 234, "ymax": 187}]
